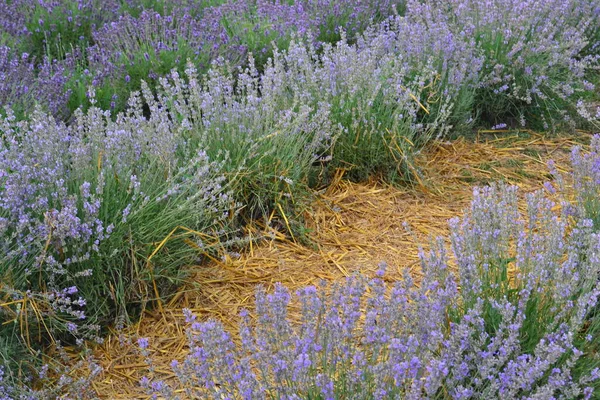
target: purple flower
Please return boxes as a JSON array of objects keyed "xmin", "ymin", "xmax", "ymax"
[{"xmin": 138, "ymin": 337, "xmax": 149, "ymax": 350}]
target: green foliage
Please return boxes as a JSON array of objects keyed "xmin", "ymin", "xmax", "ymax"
[
  {"xmin": 118, "ymin": 0, "xmax": 227, "ymax": 18},
  {"xmin": 20, "ymin": 1, "xmax": 102, "ymax": 61}
]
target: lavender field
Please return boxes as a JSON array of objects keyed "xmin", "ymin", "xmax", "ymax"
[{"xmin": 1, "ymin": 0, "xmax": 600, "ymax": 398}]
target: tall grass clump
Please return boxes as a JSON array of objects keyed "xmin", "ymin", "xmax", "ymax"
[
  {"xmin": 407, "ymin": 0, "xmax": 600, "ymax": 130},
  {"xmin": 139, "ymin": 144, "xmax": 600, "ymax": 398}
]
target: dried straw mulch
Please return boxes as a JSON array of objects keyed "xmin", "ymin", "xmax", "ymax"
[{"xmin": 75, "ymin": 131, "xmax": 587, "ymax": 399}]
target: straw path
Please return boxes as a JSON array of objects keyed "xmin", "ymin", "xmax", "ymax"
[{"xmin": 76, "ymin": 132, "xmax": 587, "ymax": 399}]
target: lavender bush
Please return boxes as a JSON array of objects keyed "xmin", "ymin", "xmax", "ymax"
[
  {"xmin": 0, "ymin": 1, "xmax": 27, "ymax": 44},
  {"xmin": 2, "ymin": 0, "xmax": 597, "ymax": 126},
  {"xmin": 0, "ymin": 83, "xmax": 234, "ymax": 357},
  {"xmin": 2, "ymin": 0, "xmax": 407, "ymax": 118},
  {"xmin": 0, "ymin": 49, "xmax": 335, "ymax": 384},
  {"xmin": 576, "ymin": 0, "xmax": 600, "ymax": 57},
  {"xmin": 158, "ymin": 60, "xmax": 333, "ymax": 217},
  {"xmin": 153, "ymin": 24, "xmax": 467, "ymax": 207},
  {"xmin": 212, "ymin": 0, "xmax": 404, "ymax": 63},
  {"xmin": 80, "ymin": 11, "xmax": 463, "ymax": 183},
  {"xmin": 0, "ymin": 46, "xmax": 72, "ymax": 119},
  {"xmin": 140, "ymin": 180, "xmax": 600, "ymax": 399},
  {"xmin": 118, "ymin": 0, "xmax": 228, "ymax": 18},
  {"xmin": 304, "ymin": 0, "xmax": 406, "ymax": 44},
  {"xmin": 0, "ymin": 343, "xmax": 100, "ymax": 400},
  {"xmin": 277, "ymin": 21, "xmax": 478, "ymax": 180},
  {"xmin": 0, "ymin": 25, "xmax": 458, "ymax": 387},
  {"xmin": 406, "ymin": 0, "xmax": 600, "ymax": 130},
  {"xmin": 14, "ymin": 0, "xmax": 121, "ymax": 60},
  {"xmin": 79, "ymin": 10, "xmax": 238, "ymax": 112}
]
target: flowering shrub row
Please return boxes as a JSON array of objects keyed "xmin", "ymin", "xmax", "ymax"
[
  {"xmin": 2, "ymin": 0, "xmax": 598, "ymax": 127},
  {"xmin": 405, "ymin": 0, "xmax": 600, "ymax": 130},
  {"xmin": 0, "ymin": 46, "xmax": 73, "ymax": 119},
  {"xmin": 1, "ymin": 0, "xmax": 403, "ymax": 116},
  {"xmin": 0, "ymin": 81, "xmax": 234, "ymax": 375}
]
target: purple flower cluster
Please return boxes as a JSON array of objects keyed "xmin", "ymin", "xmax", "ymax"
[
  {"xmin": 88, "ymin": 10, "xmax": 235, "ymax": 80},
  {"xmin": 1, "ymin": 0, "xmax": 405, "ymax": 117},
  {"xmin": 551, "ymin": 134, "xmax": 600, "ymax": 233},
  {"xmin": 0, "ymin": 1, "xmax": 28, "ymax": 38},
  {"xmin": 405, "ymin": 0, "xmax": 600, "ymax": 129},
  {"xmin": 12, "ymin": 0, "xmax": 122, "ymax": 43},
  {"xmin": 0, "ymin": 79, "xmax": 234, "ymax": 350},
  {"xmin": 78, "ymin": 0, "xmax": 405, "ymax": 112},
  {"xmin": 0, "ymin": 46, "xmax": 72, "ymax": 118}
]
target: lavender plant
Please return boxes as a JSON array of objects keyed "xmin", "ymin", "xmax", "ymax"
[
  {"xmin": 361, "ymin": 13, "xmax": 483, "ymax": 133},
  {"xmin": 210, "ymin": 0, "xmax": 311, "ymax": 69},
  {"xmin": 280, "ymin": 21, "xmax": 476, "ymax": 181},
  {"xmin": 0, "ymin": 46, "xmax": 73, "ymax": 119},
  {"xmin": 304, "ymin": 0, "xmax": 406, "ymax": 44},
  {"xmin": 576, "ymin": 0, "xmax": 600, "ymax": 57},
  {"xmin": 154, "ymin": 59, "xmax": 333, "ymax": 218},
  {"xmin": 447, "ymin": 184, "xmax": 600, "ymax": 392},
  {"xmin": 213, "ymin": 0, "xmax": 405, "ymax": 67},
  {"xmin": 0, "ymin": 1, "xmax": 27, "ymax": 45},
  {"xmin": 76, "ymin": 0, "xmax": 406, "ymax": 115},
  {"xmin": 118, "ymin": 0, "xmax": 228, "ymax": 18},
  {"xmin": 0, "ymin": 82, "xmax": 234, "ymax": 356},
  {"xmin": 407, "ymin": 0, "xmax": 600, "ymax": 130},
  {"xmin": 81, "ymin": 9, "xmax": 240, "ymax": 113},
  {"xmin": 0, "ymin": 342, "xmax": 101, "ymax": 400},
  {"xmin": 15, "ymin": 0, "xmax": 121, "ymax": 61},
  {"xmin": 562, "ymin": 135, "xmax": 600, "ymax": 230}
]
